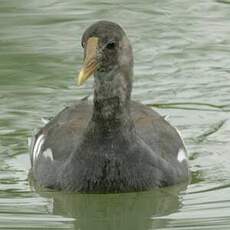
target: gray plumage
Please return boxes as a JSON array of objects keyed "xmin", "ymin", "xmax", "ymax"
[{"xmin": 30, "ymin": 21, "xmax": 189, "ymax": 192}]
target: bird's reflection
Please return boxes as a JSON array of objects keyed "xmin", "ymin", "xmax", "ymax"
[{"xmin": 39, "ymin": 183, "xmax": 187, "ymax": 230}]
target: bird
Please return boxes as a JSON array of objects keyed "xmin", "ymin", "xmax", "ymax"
[{"xmin": 29, "ymin": 20, "xmax": 189, "ymax": 193}]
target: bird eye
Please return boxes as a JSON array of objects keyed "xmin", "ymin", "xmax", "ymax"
[{"xmin": 106, "ymin": 41, "xmax": 116, "ymax": 50}]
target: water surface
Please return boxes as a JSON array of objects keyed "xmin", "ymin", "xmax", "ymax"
[{"xmin": 0, "ymin": 0, "xmax": 230, "ymax": 229}]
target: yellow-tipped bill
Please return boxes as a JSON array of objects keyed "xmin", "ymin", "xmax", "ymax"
[{"xmin": 77, "ymin": 37, "xmax": 99, "ymax": 86}]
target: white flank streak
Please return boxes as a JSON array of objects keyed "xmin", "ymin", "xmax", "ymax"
[
  {"xmin": 175, "ymin": 127, "xmax": 188, "ymax": 163},
  {"xmin": 177, "ymin": 148, "xmax": 187, "ymax": 162},
  {"xmin": 28, "ymin": 137, "xmax": 31, "ymax": 147},
  {"xmin": 43, "ymin": 148, "xmax": 53, "ymax": 161},
  {"xmin": 32, "ymin": 134, "xmax": 45, "ymax": 164}
]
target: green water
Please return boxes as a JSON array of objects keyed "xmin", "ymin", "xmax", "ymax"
[{"xmin": 0, "ymin": 0, "xmax": 230, "ymax": 229}]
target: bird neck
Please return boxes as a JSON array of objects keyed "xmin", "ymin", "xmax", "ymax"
[{"xmin": 90, "ymin": 69, "xmax": 134, "ymax": 136}]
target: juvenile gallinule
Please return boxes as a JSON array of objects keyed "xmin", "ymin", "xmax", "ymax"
[{"xmin": 30, "ymin": 21, "xmax": 189, "ymax": 192}]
